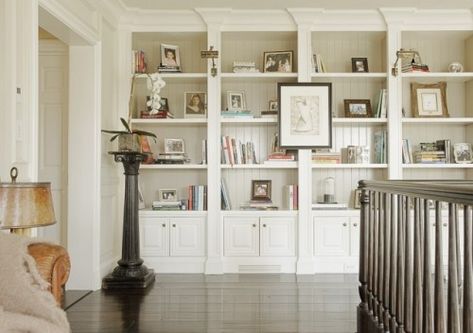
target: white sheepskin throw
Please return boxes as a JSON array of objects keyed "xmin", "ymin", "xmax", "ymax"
[{"xmin": 0, "ymin": 232, "xmax": 70, "ymax": 333}]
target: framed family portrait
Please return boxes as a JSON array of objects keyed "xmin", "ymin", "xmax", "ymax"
[
  {"xmin": 164, "ymin": 138, "xmax": 185, "ymax": 154},
  {"xmin": 453, "ymin": 143, "xmax": 472, "ymax": 164},
  {"xmin": 351, "ymin": 58, "xmax": 369, "ymax": 73},
  {"xmin": 159, "ymin": 189, "xmax": 177, "ymax": 202},
  {"xmin": 344, "ymin": 99, "xmax": 372, "ymax": 118},
  {"xmin": 184, "ymin": 92, "xmax": 206, "ymax": 118},
  {"xmin": 227, "ymin": 91, "xmax": 246, "ymax": 112},
  {"xmin": 411, "ymin": 82, "xmax": 449, "ymax": 117},
  {"xmin": 161, "ymin": 43, "xmax": 180, "ymax": 68},
  {"xmin": 263, "ymin": 51, "xmax": 293, "ymax": 73},
  {"xmin": 251, "ymin": 180, "xmax": 272, "ymax": 201},
  {"xmin": 278, "ymin": 82, "xmax": 332, "ymax": 149}
]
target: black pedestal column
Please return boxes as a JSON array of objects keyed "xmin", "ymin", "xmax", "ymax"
[{"xmin": 102, "ymin": 152, "xmax": 155, "ymax": 289}]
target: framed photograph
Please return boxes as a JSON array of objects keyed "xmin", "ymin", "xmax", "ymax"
[
  {"xmin": 160, "ymin": 43, "xmax": 180, "ymax": 68},
  {"xmin": 227, "ymin": 91, "xmax": 246, "ymax": 112},
  {"xmin": 351, "ymin": 58, "xmax": 369, "ymax": 73},
  {"xmin": 263, "ymin": 51, "xmax": 293, "ymax": 73},
  {"xmin": 344, "ymin": 99, "xmax": 372, "ymax": 118},
  {"xmin": 354, "ymin": 189, "xmax": 362, "ymax": 209},
  {"xmin": 269, "ymin": 100, "xmax": 278, "ymax": 112},
  {"xmin": 411, "ymin": 82, "xmax": 449, "ymax": 117},
  {"xmin": 453, "ymin": 143, "xmax": 472, "ymax": 164},
  {"xmin": 159, "ymin": 189, "xmax": 177, "ymax": 202},
  {"xmin": 164, "ymin": 138, "xmax": 185, "ymax": 154},
  {"xmin": 251, "ymin": 180, "xmax": 272, "ymax": 201},
  {"xmin": 278, "ymin": 82, "xmax": 332, "ymax": 149},
  {"xmin": 184, "ymin": 92, "xmax": 206, "ymax": 118},
  {"xmin": 158, "ymin": 97, "xmax": 168, "ymax": 111}
]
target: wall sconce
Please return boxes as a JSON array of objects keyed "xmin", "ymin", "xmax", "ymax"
[
  {"xmin": 391, "ymin": 48, "xmax": 422, "ymax": 76},
  {"xmin": 201, "ymin": 46, "xmax": 219, "ymax": 77}
]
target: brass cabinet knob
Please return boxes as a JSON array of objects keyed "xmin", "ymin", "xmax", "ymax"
[{"xmin": 353, "ymin": 223, "xmax": 358, "ymax": 227}]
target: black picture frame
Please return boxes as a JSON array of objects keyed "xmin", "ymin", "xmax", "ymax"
[
  {"xmin": 351, "ymin": 57, "xmax": 369, "ymax": 73},
  {"xmin": 278, "ymin": 82, "xmax": 332, "ymax": 149}
]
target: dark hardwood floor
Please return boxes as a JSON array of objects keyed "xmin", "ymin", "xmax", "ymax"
[{"xmin": 66, "ymin": 274, "xmax": 358, "ymax": 333}]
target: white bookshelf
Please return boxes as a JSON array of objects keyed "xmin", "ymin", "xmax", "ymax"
[
  {"xmin": 403, "ymin": 164, "xmax": 473, "ymax": 169},
  {"xmin": 222, "ymin": 162, "xmax": 298, "ymax": 169},
  {"xmin": 130, "ymin": 118, "xmax": 207, "ymax": 125},
  {"xmin": 312, "ymin": 164, "xmax": 388, "ymax": 169},
  {"xmin": 140, "ymin": 164, "xmax": 207, "ymax": 170}
]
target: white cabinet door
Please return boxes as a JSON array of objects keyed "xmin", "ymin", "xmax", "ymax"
[
  {"xmin": 170, "ymin": 217, "xmax": 205, "ymax": 257},
  {"xmin": 260, "ymin": 217, "xmax": 296, "ymax": 256},
  {"xmin": 350, "ymin": 217, "xmax": 360, "ymax": 257},
  {"xmin": 314, "ymin": 217, "xmax": 350, "ymax": 256},
  {"xmin": 140, "ymin": 217, "xmax": 169, "ymax": 257},
  {"xmin": 224, "ymin": 217, "xmax": 259, "ymax": 257}
]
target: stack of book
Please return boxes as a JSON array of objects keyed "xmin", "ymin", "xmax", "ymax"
[
  {"xmin": 221, "ymin": 110, "xmax": 253, "ymax": 118},
  {"xmin": 152, "ymin": 201, "xmax": 183, "ymax": 211},
  {"xmin": 187, "ymin": 185, "xmax": 207, "ymax": 211},
  {"xmin": 284, "ymin": 185, "xmax": 298, "ymax": 210},
  {"xmin": 402, "ymin": 62, "xmax": 429, "ymax": 73},
  {"xmin": 157, "ymin": 65, "xmax": 181, "ymax": 73},
  {"xmin": 132, "ymin": 50, "xmax": 147, "ymax": 73},
  {"xmin": 156, "ymin": 153, "xmax": 190, "ymax": 164},
  {"xmin": 221, "ymin": 136, "xmax": 258, "ymax": 165},
  {"xmin": 221, "ymin": 179, "xmax": 232, "ymax": 210},
  {"xmin": 436, "ymin": 139, "xmax": 452, "ymax": 163},
  {"xmin": 312, "ymin": 53, "xmax": 327, "ymax": 73},
  {"xmin": 374, "ymin": 89, "xmax": 387, "ymax": 118},
  {"xmin": 402, "ymin": 139, "xmax": 414, "ymax": 163},
  {"xmin": 260, "ymin": 111, "xmax": 278, "ymax": 118},
  {"xmin": 413, "ymin": 142, "xmax": 446, "ymax": 164},
  {"xmin": 264, "ymin": 152, "xmax": 296, "ymax": 163},
  {"xmin": 312, "ymin": 150, "xmax": 341, "ymax": 164},
  {"xmin": 374, "ymin": 130, "xmax": 387, "ymax": 164},
  {"xmin": 240, "ymin": 200, "xmax": 278, "ymax": 211},
  {"xmin": 232, "ymin": 61, "xmax": 259, "ymax": 73},
  {"xmin": 140, "ymin": 110, "xmax": 175, "ymax": 119}
]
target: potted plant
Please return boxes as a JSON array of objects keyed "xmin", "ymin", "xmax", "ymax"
[{"xmin": 102, "ymin": 117, "xmax": 157, "ymax": 152}]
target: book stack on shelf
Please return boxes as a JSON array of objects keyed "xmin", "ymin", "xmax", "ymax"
[
  {"xmin": 374, "ymin": 130, "xmax": 387, "ymax": 164},
  {"xmin": 240, "ymin": 200, "xmax": 278, "ymax": 211},
  {"xmin": 260, "ymin": 111, "xmax": 277, "ymax": 118},
  {"xmin": 187, "ymin": 185, "xmax": 207, "ymax": 211},
  {"xmin": 221, "ymin": 136, "xmax": 258, "ymax": 165},
  {"xmin": 132, "ymin": 50, "xmax": 147, "ymax": 73},
  {"xmin": 140, "ymin": 110, "xmax": 174, "ymax": 119},
  {"xmin": 232, "ymin": 61, "xmax": 259, "ymax": 73},
  {"xmin": 264, "ymin": 151, "xmax": 296, "ymax": 163},
  {"xmin": 284, "ymin": 185, "xmax": 298, "ymax": 210},
  {"xmin": 221, "ymin": 179, "xmax": 232, "ymax": 210},
  {"xmin": 312, "ymin": 150, "xmax": 341, "ymax": 164},
  {"xmin": 402, "ymin": 139, "xmax": 414, "ymax": 163},
  {"xmin": 221, "ymin": 110, "xmax": 253, "ymax": 118},
  {"xmin": 152, "ymin": 200, "xmax": 184, "ymax": 211},
  {"xmin": 158, "ymin": 65, "xmax": 181, "ymax": 73},
  {"xmin": 414, "ymin": 142, "xmax": 447, "ymax": 164},
  {"xmin": 156, "ymin": 153, "xmax": 190, "ymax": 164},
  {"xmin": 312, "ymin": 53, "xmax": 327, "ymax": 73},
  {"xmin": 374, "ymin": 89, "xmax": 387, "ymax": 118},
  {"xmin": 402, "ymin": 62, "xmax": 430, "ymax": 73}
]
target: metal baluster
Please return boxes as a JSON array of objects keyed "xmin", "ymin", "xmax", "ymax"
[
  {"xmin": 374, "ymin": 192, "xmax": 380, "ymax": 324},
  {"xmin": 463, "ymin": 205, "xmax": 473, "ymax": 333},
  {"xmin": 369, "ymin": 191, "xmax": 375, "ymax": 319},
  {"xmin": 397, "ymin": 195, "xmax": 406, "ymax": 333},
  {"xmin": 378, "ymin": 192, "xmax": 385, "ymax": 330},
  {"xmin": 413, "ymin": 197, "xmax": 423, "ymax": 332},
  {"xmin": 447, "ymin": 203, "xmax": 461, "ymax": 333},
  {"xmin": 384, "ymin": 193, "xmax": 392, "ymax": 331},
  {"xmin": 358, "ymin": 188, "xmax": 371, "ymax": 333},
  {"xmin": 434, "ymin": 201, "xmax": 446, "ymax": 333},
  {"xmin": 390, "ymin": 194, "xmax": 399, "ymax": 333},
  {"xmin": 404, "ymin": 196, "xmax": 413, "ymax": 333},
  {"xmin": 422, "ymin": 199, "xmax": 433, "ymax": 333}
]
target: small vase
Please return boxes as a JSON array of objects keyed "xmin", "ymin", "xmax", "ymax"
[{"xmin": 118, "ymin": 134, "xmax": 141, "ymax": 152}]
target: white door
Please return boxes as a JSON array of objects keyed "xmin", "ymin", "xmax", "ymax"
[
  {"xmin": 314, "ymin": 217, "xmax": 350, "ymax": 256},
  {"xmin": 224, "ymin": 217, "xmax": 259, "ymax": 257},
  {"xmin": 350, "ymin": 216, "xmax": 360, "ymax": 257},
  {"xmin": 170, "ymin": 217, "xmax": 205, "ymax": 257},
  {"xmin": 140, "ymin": 217, "xmax": 169, "ymax": 257},
  {"xmin": 260, "ymin": 217, "xmax": 296, "ymax": 256},
  {"xmin": 38, "ymin": 40, "xmax": 68, "ymax": 244}
]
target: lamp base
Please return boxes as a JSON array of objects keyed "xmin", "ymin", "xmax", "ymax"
[
  {"xmin": 11, "ymin": 228, "xmax": 32, "ymax": 236},
  {"xmin": 102, "ymin": 267, "xmax": 155, "ymax": 289}
]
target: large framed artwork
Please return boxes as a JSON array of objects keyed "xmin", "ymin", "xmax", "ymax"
[
  {"xmin": 278, "ymin": 82, "xmax": 332, "ymax": 149},
  {"xmin": 411, "ymin": 82, "xmax": 449, "ymax": 117}
]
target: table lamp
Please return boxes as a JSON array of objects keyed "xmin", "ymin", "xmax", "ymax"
[{"xmin": 0, "ymin": 167, "xmax": 56, "ymax": 235}]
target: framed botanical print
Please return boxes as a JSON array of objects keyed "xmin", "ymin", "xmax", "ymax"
[{"xmin": 411, "ymin": 82, "xmax": 449, "ymax": 117}]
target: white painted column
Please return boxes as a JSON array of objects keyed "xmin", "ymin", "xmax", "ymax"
[{"xmin": 67, "ymin": 44, "xmax": 102, "ymax": 289}]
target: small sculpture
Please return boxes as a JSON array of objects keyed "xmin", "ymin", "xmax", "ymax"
[
  {"xmin": 146, "ymin": 73, "xmax": 166, "ymax": 114},
  {"xmin": 448, "ymin": 62, "xmax": 464, "ymax": 73}
]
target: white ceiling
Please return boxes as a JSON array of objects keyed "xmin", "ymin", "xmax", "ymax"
[{"xmin": 120, "ymin": 0, "xmax": 473, "ymax": 10}]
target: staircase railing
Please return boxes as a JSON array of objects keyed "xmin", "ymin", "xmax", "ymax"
[{"xmin": 357, "ymin": 180, "xmax": 473, "ymax": 333}]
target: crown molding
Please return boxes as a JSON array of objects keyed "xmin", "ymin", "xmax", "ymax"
[
  {"xmin": 194, "ymin": 8, "xmax": 232, "ymax": 26},
  {"xmin": 380, "ymin": 7, "xmax": 473, "ymax": 29}
]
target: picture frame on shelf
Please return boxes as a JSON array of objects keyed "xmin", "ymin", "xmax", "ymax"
[
  {"xmin": 278, "ymin": 82, "xmax": 332, "ymax": 149},
  {"xmin": 158, "ymin": 97, "xmax": 169, "ymax": 111},
  {"xmin": 353, "ymin": 189, "xmax": 362, "ymax": 209},
  {"xmin": 351, "ymin": 58, "xmax": 369, "ymax": 73},
  {"xmin": 184, "ymin": 92, "xmax": 207, "ymax": 118},
  {"xmin": 159, "ymin": 189, "xmax": 177, "ymax": 202},
  {"xmin": 411, "ymin": 82, "xmax": 449, "ymax": 118},
  {"xmin": 164, "ymin": 138, "xmax": 185, "ymax": 154},
  {"xmin": 251, "ymin": 180, "xmax": 272, "ymax": 201},
  {"xmin": 263, "ymin": 51, "xmax": 293, "ymax": 73},
  {"xmin": 344, "ymin": 99, "xmax": 372, "ymax": 118},
  {"xmin": 227, "ymin": 91, "xmax": 246, "ymax": 112},
  {"xmin": 160, "ymin": 43, "xmax": 180, "ymax": 68},
  {"xmin": 269, "ymin": 100, "xmax": 278, "ymax": 112},
  {"xmin": 453, "ymin": 143, "xmax": 472, "ymax": 164}
]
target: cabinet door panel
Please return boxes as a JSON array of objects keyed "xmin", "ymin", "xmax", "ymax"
[
  {"xmin": 170, "ymin": 217, "xmax": 205, "ymax": 257},
  {"xmin": 224, "ymin": 217, "xmax": 259, "ymax": 257},
  {"xmin": 350, "ymin": 216, "xmax": 360, "ymax": 257},
  {"xmin": 260, "ymin": 217, "xmax": 296, "ymax": 256},
  {"xmin": 140, "ymin": 217, "xmax": 169, "ymax": 256},
  {"xmin": 314, "ymin": 217, "xmax": 350, "ymax": 256}
]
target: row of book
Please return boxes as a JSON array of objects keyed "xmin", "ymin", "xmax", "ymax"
[
  {"xmin": 221, "ymin": 179, "xmax": 232, "ymax": 210},
  {"xmin": 374, "ymin": 130, "xmax": 387, "ymax": 164},
  {"xmin": 402, "ymin": 139, "xmax": 451, "ymax": 164},
  {"xmin": 374, "ymin": 89, "xmax": 387, "ymax": 118},
  {"xmin": 312, "ymin": 53, "xmax": 327, "ymax": 73},
  {"xmin": 221, "ymin": 136, "xmax": 258, "ymax": 165},
  {"xmin": 188, "ymin": 185, "xmax": 207, "ymax": 211},
  {"xmin": 132, "ymin": 50, "xmax": 147, "ymax": 74},
  {"xmin": 284, "ymin": 185, "xmax": 299, "ymax": 210}
]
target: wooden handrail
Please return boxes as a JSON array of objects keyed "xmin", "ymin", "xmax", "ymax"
[{"xmin": 357, "ymin": 180, "xmax": 473, "ymax": 333}]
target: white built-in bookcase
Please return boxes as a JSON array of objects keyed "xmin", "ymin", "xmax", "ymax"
[{"xmin": 120, "ymin": 8, "xmax": 473, "ymax": 274}]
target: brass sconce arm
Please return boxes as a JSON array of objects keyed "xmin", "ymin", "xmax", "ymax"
[
  {"xmin": 391, "ymin": 49, "xmax": 422, "ymax": 76},
  {"xmin": 201, "ymin": 46, "xmax": 219, "ymax": 77}
]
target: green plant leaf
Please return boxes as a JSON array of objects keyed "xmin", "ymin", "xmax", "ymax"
[
  {"xmin": 110, "ymin": 134, "xmax": 120, "ymax": 142},
  {"xmin": 133, "ymin": 130, "xmax": 157, "ymax": 138},
  {"xmin": 102, "ymin": 130, "xmax": 128, "ymax": 135},
  {"xmin": 120, "ymin": 117, "xmax": 131, "ymax": 133}
]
